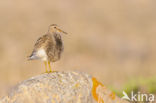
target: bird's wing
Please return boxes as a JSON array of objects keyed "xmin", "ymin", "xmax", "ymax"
[
  {"xmin": 34, "ymin": 34, "xmax": 49, "ymax": 49},
  {"xmin": 28, "ymin": 34, "xmax": 51, "ymax": 60}
]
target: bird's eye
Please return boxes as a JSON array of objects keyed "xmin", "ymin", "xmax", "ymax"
[{"xmin": 54, "ymin": 27, "xmax": 56, "ymax": 28}]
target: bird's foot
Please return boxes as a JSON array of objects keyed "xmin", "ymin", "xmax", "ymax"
[
  {"xmin": 42, "ymin": 70, "xmax": 57, "ymax": 74},
  {"xmin": 48, "ymin": 70, "xmax": 57, "ymax": 73}
]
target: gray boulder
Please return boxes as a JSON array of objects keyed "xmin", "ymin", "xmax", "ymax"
[{"xmin": 0, "ymin": 71, "xmax": 128, "ymax": 103}]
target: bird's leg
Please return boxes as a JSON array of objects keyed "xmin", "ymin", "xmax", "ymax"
[
  {"xmin": 48, "ymin": 61, "xmax": 52, "ymax": 72},
  {"xmin": 44, "ymin": 61, "xmax": 48, "ymax": 73}
]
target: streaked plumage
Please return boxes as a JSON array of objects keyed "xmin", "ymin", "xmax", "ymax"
[{"xmin": 28, "ymin": 24, "xmax": 67, "ymax": 72}]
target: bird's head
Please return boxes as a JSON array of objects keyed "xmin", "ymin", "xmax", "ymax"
[{"xmin": 48, "ymin": 24, "xmax": 67, "ymax": 35}]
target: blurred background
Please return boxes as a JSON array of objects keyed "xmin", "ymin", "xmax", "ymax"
[{"xmin": 0, "ymin": 0, "xmax": 156, "ymax": 99}]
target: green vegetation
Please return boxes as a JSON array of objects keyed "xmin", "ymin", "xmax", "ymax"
[{"xmin": 110, "ymin": 77, "xmax": 156, "ymax": 102}]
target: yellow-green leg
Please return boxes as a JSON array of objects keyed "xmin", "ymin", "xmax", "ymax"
[
  {"xmin": 44, "ymin": 61, "xmax": 48, "ymax": 73},
  {"xmin": 48, "ymin": 61, "xmax": 52, "ymax": 72}
]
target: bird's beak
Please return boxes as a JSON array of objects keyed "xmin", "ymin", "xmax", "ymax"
[{"xmin": 56, "ymin": 27, "xmax": 68, "ymax": 35}]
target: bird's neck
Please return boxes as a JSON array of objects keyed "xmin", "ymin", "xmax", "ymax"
[{"xmin": 48, "ymin": 28, "xmax": 55, "ymax": 34}]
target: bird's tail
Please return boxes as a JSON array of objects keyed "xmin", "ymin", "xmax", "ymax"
[
  {"xmin": 27, "ymin": 52, "xmax": 39, "ymax": 60},
  {"xmin": 27, "ymin": 55, "xmax": 34, "ymax": 60},
  {"xmin": 28, "ymin": 55, "xmax": 40, "ymax": 60}
]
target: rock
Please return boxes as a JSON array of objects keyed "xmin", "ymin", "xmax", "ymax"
[{"xmin": 0, "ymin": 71, "xmax": 128, "ymax": 103}]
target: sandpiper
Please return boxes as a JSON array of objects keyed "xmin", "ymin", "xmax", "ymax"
[{"xmin": 28, "ymin": 24, "xmax": 67, "ymax": 73}]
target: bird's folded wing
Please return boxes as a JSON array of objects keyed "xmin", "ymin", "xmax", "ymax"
[{"xmin": 34, "ymin": 34, "xmax": 50, "ymax": 49}]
